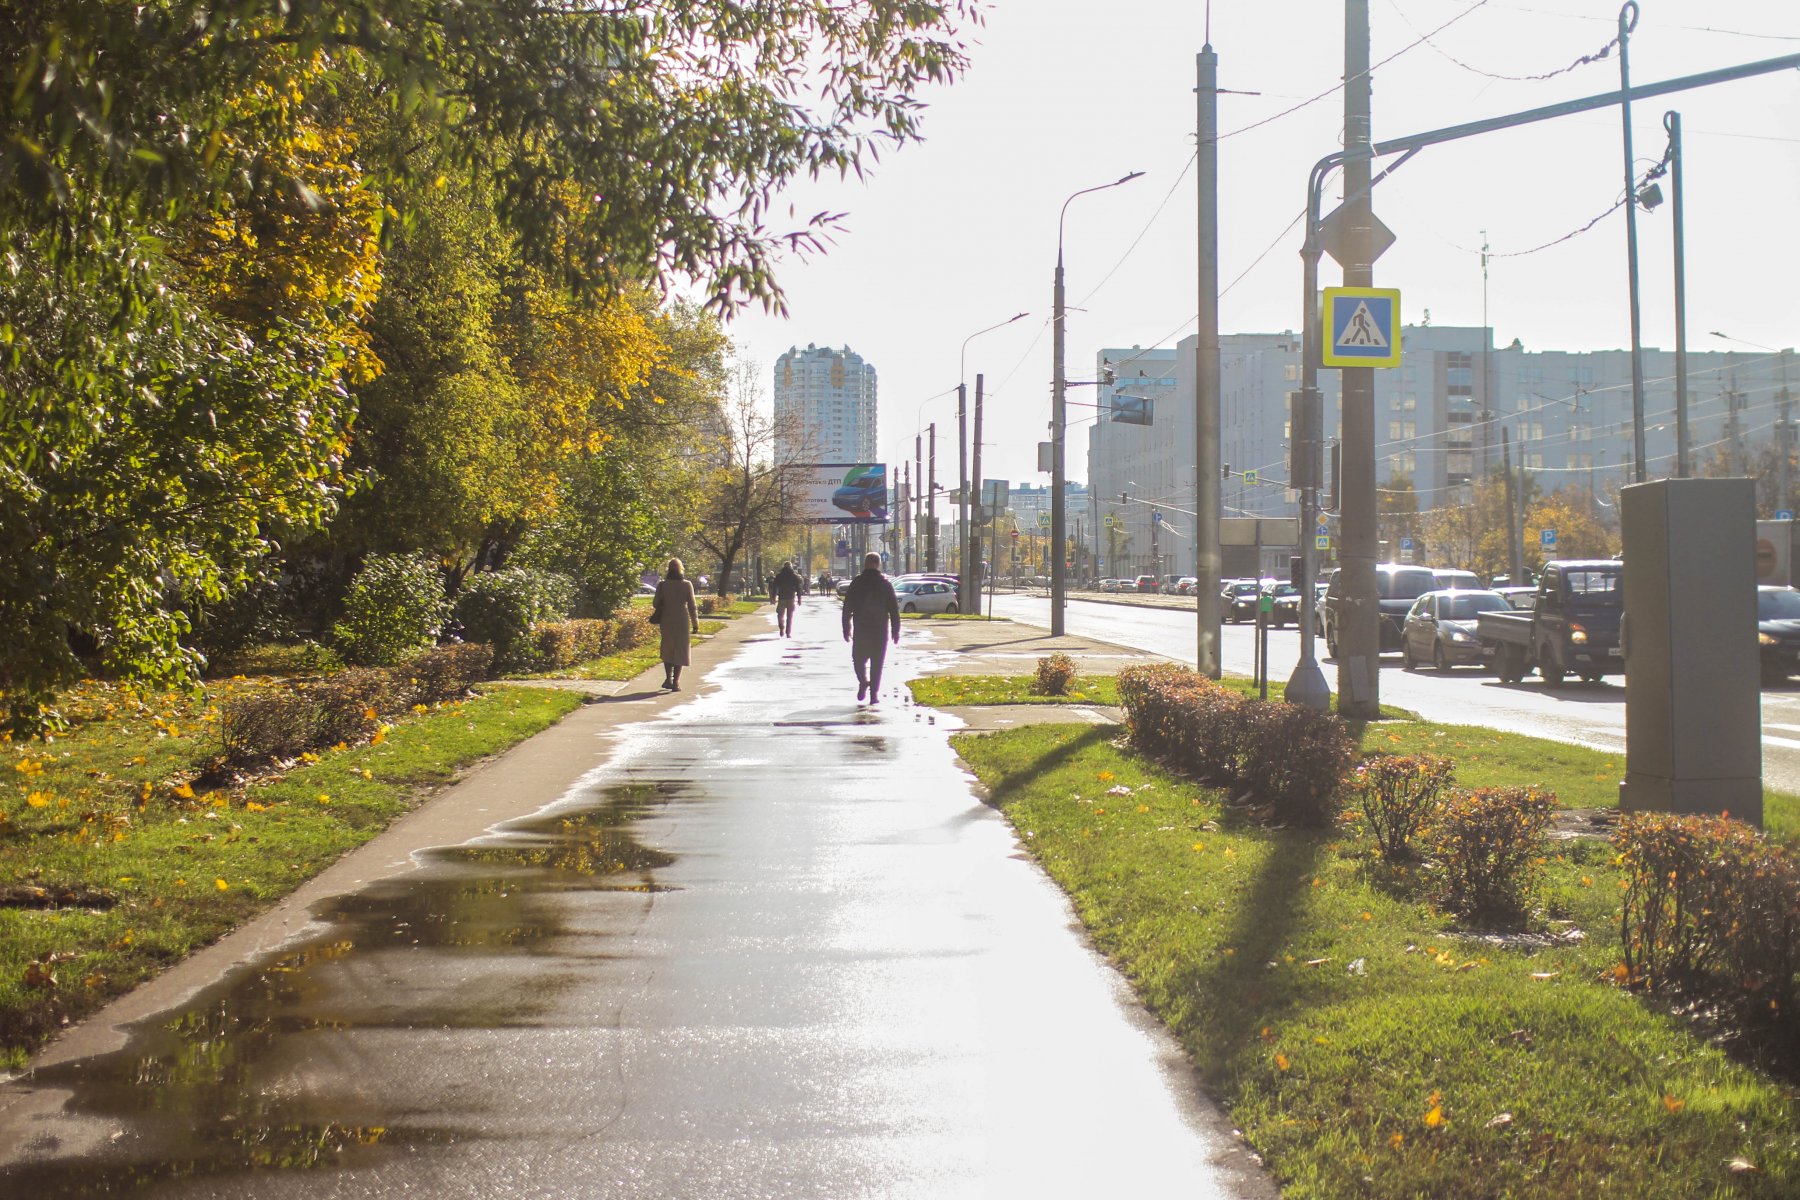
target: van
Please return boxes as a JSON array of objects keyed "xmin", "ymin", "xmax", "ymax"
[{"xmin": 1322, "ymin": 563, "xmax": 1438, "ymax": 656}]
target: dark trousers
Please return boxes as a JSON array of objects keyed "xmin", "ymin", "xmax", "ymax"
[
  {"xmin": 851, "ymin": 638, "xmax": 889, "ymax": 693},
  {"xmin": 776, "ymin": 598, "xmax": 796, "ymax": 634}
]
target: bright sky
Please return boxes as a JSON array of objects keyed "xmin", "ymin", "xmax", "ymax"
[{"xmin": 723, "ymin": 0, "xmax": 1800, "ymax": 490}]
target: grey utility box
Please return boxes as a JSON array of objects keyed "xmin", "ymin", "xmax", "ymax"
[{"xmin": 1620, "ymin": 477, "xmax": 1761, "ymax": 826}]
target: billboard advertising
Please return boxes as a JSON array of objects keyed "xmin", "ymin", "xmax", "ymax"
[{"xmin": 787, "ymin": 462, "xmax": 889, "ymax": 524}]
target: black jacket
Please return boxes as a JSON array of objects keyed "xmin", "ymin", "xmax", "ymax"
[
  {"xmin": 841, "ymin": 568, "xmax": 901, "ymax": 644},
  {"xmin": 772, "ymin": 565, "xmax": 801, "ymax": 602}
]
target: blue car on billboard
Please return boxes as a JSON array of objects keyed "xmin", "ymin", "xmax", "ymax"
[{"xmin": 832, "ymin": 465, "xmax": 888, "ymax": 521}]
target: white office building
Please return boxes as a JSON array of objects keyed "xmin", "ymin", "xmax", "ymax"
[{"xmin": 773, "ymin": 344, "xmax": 879, "ymax": 466}]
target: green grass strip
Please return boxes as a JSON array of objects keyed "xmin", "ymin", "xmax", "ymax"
[
  {"xmin": 909, "ymin": 674, "xmax": 1120, "ymax": 707},
  {"xmin": 953, "ymin": 723, "xmax": 1800, "ymax": 1199},
  {"xmin": 0, "ymin": 685, "xmax": 582, "ymax": 1069}
]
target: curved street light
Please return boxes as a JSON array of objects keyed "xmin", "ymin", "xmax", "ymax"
[
  {"xmin": 958, "ymin": 312, "xmax": 1029, "ymax": 610},
  {"xmin": 1051, "ymin": 171, "xmax": 1144, "ymax": 635}
]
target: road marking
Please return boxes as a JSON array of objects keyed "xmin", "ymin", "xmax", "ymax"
[
  {"xmin": 1764, "ymin": 735, "xmax": 1800, "ymax": 751},
  {"xmin": 1766, "ymin": 723, "xmax": 1800, "ymax": 734}
]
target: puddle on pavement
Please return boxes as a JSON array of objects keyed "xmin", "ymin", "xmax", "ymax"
[{"xmin": 0, "ymin": 780, "xmax": 680, "ymax": 1197}]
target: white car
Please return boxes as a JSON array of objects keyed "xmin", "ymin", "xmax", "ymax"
[{"xmin": 894, "ymin": 578, "xmax": 960, "ymax": 614}]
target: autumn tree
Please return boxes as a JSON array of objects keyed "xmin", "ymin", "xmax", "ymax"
[
  {"xmin": 1523, "ymin": 486, "xmax": 1614, "ymax": 569},
  {"xmin": 688, "ymin": 363, "xmax": 808, "ymax": 593}
]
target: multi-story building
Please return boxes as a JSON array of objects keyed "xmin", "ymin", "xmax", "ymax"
[
  {"xmin": 773, "ymin": 344, "xmax": 879, "ymax": 466},
  {"xmin": 1083, "ymin": 325, "xmax": 1785, "ymax": 570}
]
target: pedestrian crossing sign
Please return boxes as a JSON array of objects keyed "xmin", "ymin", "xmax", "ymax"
[{"xmin": 1321, "ymin": 286, "xmax": 1401, "ymax": 368}]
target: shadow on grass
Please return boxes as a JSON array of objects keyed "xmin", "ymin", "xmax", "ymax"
[{"xmin": 978, "ymin": 724, "xmax": 1116, "ymax": 810}]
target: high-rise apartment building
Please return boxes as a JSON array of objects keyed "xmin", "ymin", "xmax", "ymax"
[{"xmin": 773, "ymin": 344, "xmax": 879, "ymax": 465}]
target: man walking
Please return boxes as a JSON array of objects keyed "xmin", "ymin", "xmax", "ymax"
[
  {"xmin": 841, "ymin": 552, "xmax": 900, "ymax": 703},
  {"xmin": 772, "ymin": 560, "xmax": 802, "ymax": 636}
]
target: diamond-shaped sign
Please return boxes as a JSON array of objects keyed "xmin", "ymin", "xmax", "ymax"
[{"xmin": 1318, "ymin": 204, "xmax": 1396, "ymax": 268}]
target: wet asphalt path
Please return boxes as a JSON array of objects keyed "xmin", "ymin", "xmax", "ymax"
[
  {"xmin": 0, "ymin": 599, "xmax": 1271, "ymax": 1199},
  {"xmin": 995, "ymin": 594, "xmax": 1800, "ymax": 794}
]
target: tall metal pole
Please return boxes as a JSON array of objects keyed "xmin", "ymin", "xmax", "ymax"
[
  {"xmin": 1503, "ymin": 426, "xmax": 1523, "ymax": 584},
  {"xmin": 1666, "ymin": 110, "xmax": 1691, "ymax": 478},
  {"xmin": 971, "ymin": 372, "xmax": 986, "ymax": 599},
  {"xmin": 901, "ymin": 463, "xmax": 912, "ymax": 573},
  {"xmin": 914, "ymin": 433, "xmax": 923, "ymax": 574},
  {"xmin": 1782, "ymin": 350, "xmax": 1794, "ymax": 517},
  {"xmin": 957, "ymin": 383, "xmax": 969, "ymax": 589},
  {"xmin": 1051, "ymin": 250, "xmax": 1069, "ymax": 635},
  {"xmin": 957, "ymin": 313, "xmax": 1026, "ymax": 610},
  {"xmin": 1618, "ymin": 2, "xmax": 1648, "ymax": 482},
  {"xmin": 1336, "ymin": 0, "xmax": 1381, "ymax": 719},
  {"xmin": 1051, "ymin": 173, "xmax": 1142, "ymax": 638},
  {"xmin": 1195, "ymin": 44, "xmax": 1223, "ymax": 678},
  {"xmin": 1287, "ymin": 167, "xmax": 1330, "ymax": 711},
  {"xmin": 926, "ymin": 423, "xmax": 938, "ymax": 572}
]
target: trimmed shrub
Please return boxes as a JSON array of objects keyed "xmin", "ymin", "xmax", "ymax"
[
  {"xmin": 1427, "ymin": 786, "xmax": 1555, "ymax": 924},
  {"xmin": 219, "ymin": 691, "xmax": 319, "ymax": 762},
  {"xmin": 533, "ymin": 619, "xmax": 616, "ymax": 671},
  {"xmin": 308, "ymin": 667, "xmax": 400, "ymax": 747},
  {"xmin": 332, "ymin": 553, "xmax": 449, "ymax": 667},
  {"xmin": 698, "ymin": 593, "xmax": 735, "ymax": 617},
  {"xmin": 1238, "ymin": 701, "xmax": 1355, "ymax": 828},
  {"xmin": 1032, "ymin": 653, "xmax": 1077, "ymax": 696},
  {"xmin": 400, "ymin": 643, "xmax": 494, "ymax": 706},
  {"xmin": 1117, "ymin": 663, "xmax": 1353, "ymax": 826},
  {"xmin": 610, "ymin": 606, "xmax": 653, "ymax": 652},
  {"xmin": 1350, "ymin": 753, "xmax": 1457, "ymax": 861},
  {"xmin": 1614, "ymin": 813, "xmax": 1800, "ymax": 1029},
  {"xmin": 453, "ymin": 568, "xmax": 574, "ymax": 670}
]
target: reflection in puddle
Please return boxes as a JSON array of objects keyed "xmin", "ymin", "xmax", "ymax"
[{"xmin": 0, "ymin": 781, "xmax": 680, "ymax": 1197}]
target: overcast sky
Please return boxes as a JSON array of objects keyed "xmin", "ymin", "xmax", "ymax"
[{"xmin": 720, "ymin": 0, "xmax": 1800, "ymax": 489}]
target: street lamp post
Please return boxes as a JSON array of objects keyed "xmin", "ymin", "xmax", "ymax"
[
  {"xmin": 1052, "ymin": 172, "xmax": 1143, "ymax": 636},
  {"xmin": 960, "ymin": 313, "xmax": 1028, "ymax": 613}
]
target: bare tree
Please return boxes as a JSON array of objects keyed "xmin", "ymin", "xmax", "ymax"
[{"xmin": 689, "ymin": 360, "xmax": 808, "ymax": 592}]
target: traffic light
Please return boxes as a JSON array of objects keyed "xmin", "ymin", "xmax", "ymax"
[
  {"xmin": 1222, "ymin": 462, "xmax": 1231, "ymax": 481},
  {"xmin": 1120, "ymin": 492, "xmax": 1128, "ymax": 504},
  {"xmin": 1290, "ymin": 555, "xmax": 1303, "ymax": 587}
]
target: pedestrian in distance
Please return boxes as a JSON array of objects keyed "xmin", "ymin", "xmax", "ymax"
[
  {"xmin": 652, "ymin": 557, "xmax": 701, "ymax": 691},
  {"xmin": 841, "ymin": 552, "xmax": 900, "ymax": 703},
  {"xmin": 772, "ymin": 560, "xmax": 802, "ymax": 636}
]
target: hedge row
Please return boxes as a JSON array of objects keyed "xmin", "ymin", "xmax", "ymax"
[
  {"xmin": 219, "ymin": 644, "xmax": 493, "ymax": 764},
  {"xmin": 1616, "ymin": 812, "xmax": 1800, "ymax": 1037},
  {"xmin": 528, "ymin": 609, "xmax": 655, "ymax": 672},
  {"xmin": 1116, "ymin": 664, "xmax": 1353, "ymax": 828}
]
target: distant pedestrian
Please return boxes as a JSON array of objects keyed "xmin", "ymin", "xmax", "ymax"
[
  {"xmin": 772, "ymin": 561, "xmax": 802, "ymax": 636},
  {"xmin": 653, "ymin": 557, "xmax": 700, "ymax": 691},
  {"xmin": 841, "ymin": 552, "xmax": 900, "ymax": 703}
]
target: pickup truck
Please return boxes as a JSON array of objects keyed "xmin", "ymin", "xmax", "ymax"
[{"xmin": 1477, "ymin": 559, "xmax": 1625, "ymax": 686}]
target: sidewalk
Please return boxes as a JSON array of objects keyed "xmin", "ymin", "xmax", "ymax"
[{"xmin": 0, "ymin": 599, "xmax": 1274, "ymax": 1198}]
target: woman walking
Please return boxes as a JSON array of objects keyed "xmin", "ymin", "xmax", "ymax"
[{"xmin": 654, "ymin": 557, "xmax": 701, "ymax": 690}]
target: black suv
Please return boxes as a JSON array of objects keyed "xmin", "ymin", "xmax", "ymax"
[{"xmin": 1322, "ymin": 563, "xmax": 1438, "ymax": 657}]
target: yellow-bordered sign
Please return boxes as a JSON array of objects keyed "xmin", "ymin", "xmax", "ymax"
[{"xmin": 1321, "ymin": 286, "xmax": 1401, "ymax": 368}]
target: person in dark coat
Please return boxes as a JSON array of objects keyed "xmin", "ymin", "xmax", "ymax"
[
  {"xmin": 654, "ymin": 557, "xmax": 700, "ymax": 691},
  {"xmin": 771, "ymin": 561, "xmax": 802, "ymax": 636},
  {"xmin": 840, "ymin": 552, "xmax": 901, "ymax": 703}
]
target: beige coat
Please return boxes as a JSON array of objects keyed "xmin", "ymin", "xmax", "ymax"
[{"xmin": 654, "ymin": 576, "xmax": 699, "ymax": 666}]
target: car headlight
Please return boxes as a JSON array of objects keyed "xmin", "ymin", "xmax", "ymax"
[
  {"xmin": 1450, "ymin": 631, "xmax": 1476, "ymax": 643},
  {"xmin": 1762, "ymin": 631, "xmax": 1779, "ymax": 647},
  {"xmin": 1569, "ymin": 624, "xmax": 1588, "ymax": 645}
]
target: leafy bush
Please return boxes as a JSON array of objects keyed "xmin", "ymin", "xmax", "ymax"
[
  {"xmin": 698, "ymin": 592, "xmax": 734, "ymax": 616},
  {"xmin": 610, "ymin": 606, "xmax": 653, "ymax": 652},
  {"xmin": 452, "ymin": 568, "xmax": 574, "ymax": 669},
  {"xmin": 219, "ymin": 691, "xmax": 320, "ymax": 762},
  {"xmin": 1427, "ymin": 786, "xmax": 1555, "ymax": 924},
  {"xmin": 332, "ymin": 553, "xmax": 449, "ymax": 667},
  {"xmin": 1032, "ymin": 653, "xmax": 1077, "ymax": 696},
  {"xmin": 1350, "ymin": 753, "xmax": 1457, "ymax": 861},
  {"xmin": 533, "ymin": 619, "xmax": 615, "ymax": 671},
  {"xmin": 1117, "ymin": 663, "xmax": 1353, "ymax": 827},
  {"xmin": 401, "ymin": 643, "xmax": 494, "ymax": 706},
  {"xmin": 1614, "ymin": 813, "xmax": 1800, "ymax": 1031}
]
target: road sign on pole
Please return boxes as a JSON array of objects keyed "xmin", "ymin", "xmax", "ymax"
[
  {"xmin": 1315, "ymin": 534, "xmax": 1330, "ymax": 550},
  {"xmin": 1541, "ymin": 528, "xmax": 1557, "ymax": 549},
  {"xmin": 1243, "ymin": 469, "xmax": 1259, "ymax": 485},
  {"xmin": 1321, "ymin": 286, "xmax": 1402, "ymax": 368}
]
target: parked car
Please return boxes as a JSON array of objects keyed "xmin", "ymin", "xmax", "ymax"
[
  {"xmin": 894, "ymin": 578, "xmax": 960, "ymax": 614},
  {"xmin": 1431, "ymin": 568, "xmax": 1482, "ymax": 591},
  {"xmin": 1224, "ymin": 580, "xmax": 1262, "ymax": 623},
  {"xmin": 1322, "ymin": 563, "xmax": 1438, "ymax": 656},
  {"xmin": 1478, "ymin": 559, "xmax": 1624, "ymax": 686},
  {"xmin": 1401, "ymin": 589, "xmax": 1513, "ymax": 671},
  {"xmin": 1758, "ymin": 585, "xmax": 1800, "ymax": 683},
  {"xmin": 1135, "ymin": 574, "xmax": 1159, "ymax": 593},
  {"xmin": 1173, "ymin": 576, "xmax": 1198, "ymax": 595}
]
